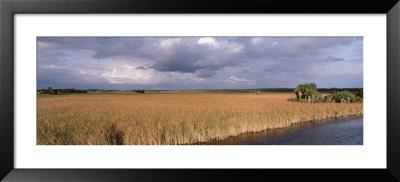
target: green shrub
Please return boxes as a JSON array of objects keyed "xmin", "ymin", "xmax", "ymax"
[
  {"xmin": 332, "ymin": 91, "xmax": 357, "ymax": 103},
  {"xmin": 355, "ymin": 88, "xmax": 363, "ymax": 98}
]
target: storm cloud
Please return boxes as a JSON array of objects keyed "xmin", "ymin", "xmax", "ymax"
[{"xmin": 37, "ymin": 37, "xmax": 363, "ymax": 90}]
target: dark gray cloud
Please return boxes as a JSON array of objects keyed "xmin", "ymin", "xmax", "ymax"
[
  {"xmin": 136, "ymin": 66, "xmax": 150, "ymax": 70},
  {"xmin": 37, "ymin": 37, "xmax": 363, "ymax": 89},
  {"xmin": 325, "ymin": 56, "xmax": 345, "ymax": 62},
  {"xmin": 195, "ymin": 69, "xmax": 217, "ymax": 78}
]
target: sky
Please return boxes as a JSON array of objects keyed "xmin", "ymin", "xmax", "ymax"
[{"xmin": 37, "ymin": 37, "xmax": 363, "ymax": 90}]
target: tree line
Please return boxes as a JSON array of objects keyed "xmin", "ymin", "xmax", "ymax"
[{"xmin": 39, "ymin": 87, "xmax": 88, "ymax": 95}]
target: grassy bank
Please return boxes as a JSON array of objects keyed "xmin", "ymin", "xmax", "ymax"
[{"xmin": 37, "ymin": 92, "xmax": 363, "ymax": 145}]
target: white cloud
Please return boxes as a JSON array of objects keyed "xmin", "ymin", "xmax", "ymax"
[
  {"xmin": 198, "ymin": 37, "xmax": 219, "ymax": 48},
  {"xmin": 37, "ymin": 41, "xmax": 53, "ymax": 48},
  {"xmin": 222, "ymin": 41, "xmax": 244, "ymax": 53},
  {"xmin": 251, "ymin": 38, "xmax": 263, "ymax": 44},
  {"xmin": 160, "ymin": 38, "xmax": 182, "ymax": 48},
  {"xmin": 228, "ymin": 76, "xmax": 256, "ymax": 84},
  {"xmin": 228, "ymin": 76, "xmax": 249, "ymax": 84},
  {"xmin": 39, "ymin": 64, "xmax": 62, "ymax": 70},
  {"xmin": 103, "ymin": 66, "xmax": 159, "ymax": 84},
  {"xmin": 230, "ymin": 76, "xmax": 248, "ymax": 82},
  {"xmin": 75, "ymin": 62, "xmax": 161, "ymax": 85}
]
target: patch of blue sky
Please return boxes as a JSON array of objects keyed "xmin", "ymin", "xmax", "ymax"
[{"xmin": 330, "ymin": 39, "xmax": 363, "ymax": 61}]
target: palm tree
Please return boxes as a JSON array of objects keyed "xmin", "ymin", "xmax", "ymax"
[{"xmin": 294, "ymin": 83, "xmax": 320, "ymax": 103}]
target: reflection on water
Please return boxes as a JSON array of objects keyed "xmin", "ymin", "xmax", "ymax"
[{"xmin": 203, "ymin": 117, "xmax": 363, "ymax": 145}]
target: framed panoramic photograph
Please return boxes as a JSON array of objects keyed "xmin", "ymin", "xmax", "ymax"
[{"xmin": 1, "ymin": 0, "xmax": 400, "ymax": 181}]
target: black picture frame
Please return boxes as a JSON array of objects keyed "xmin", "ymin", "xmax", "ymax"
[{"xmin": 1, "ymin": 0, "xmax": 399, "ymax": 181}]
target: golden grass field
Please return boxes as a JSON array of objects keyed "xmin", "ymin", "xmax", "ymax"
[{"xmin": 37, "ymin": 92, "xmax": 363, "ymax": 145}]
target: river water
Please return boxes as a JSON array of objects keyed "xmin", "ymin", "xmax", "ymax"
[{"xmin": 204, "ymin": 117, "xmax": 363, "ymax": 145}]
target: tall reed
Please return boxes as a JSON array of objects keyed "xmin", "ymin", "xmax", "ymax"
[{"xmin": 37, "ymin": 93, "xmax": 363, "ymax": 145}]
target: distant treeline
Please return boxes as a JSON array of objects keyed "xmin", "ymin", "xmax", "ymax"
[
  {"xmin": 203, "ymin": 89, "xmax": 258, "ymax": 93},
  {"xmin": 38, "ymin": 87, "xmax": 165, "ymax": 95},
  {"xmin": 132, "ymin": 89, "xmax": 145, "ymax": 93},
  {"xmin": 204, "ymin": 88, "xmax": 363, "ymax": 93},
  {"xmin": 38, "ymin": 87, "xmax": 363, "ymax": 94},
  {"xmin": 38, "ymin": 87, "xmax": 88, "ymax": 95}
]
